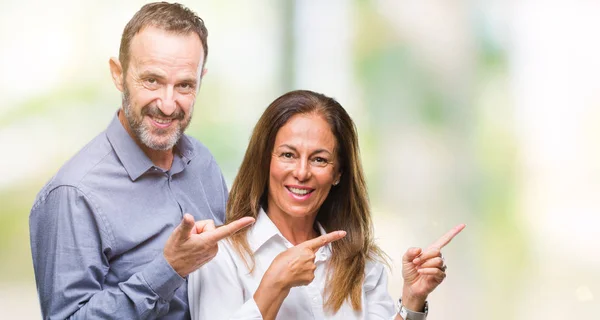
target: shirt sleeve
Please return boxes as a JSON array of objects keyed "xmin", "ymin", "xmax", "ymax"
[
  {"xmin": 363, "ymin": 262, "xmax": 398, "ymax": 320},
  {"xmin": 29, "ymin": 185, "xmax": 184, "ymax": 319},
  {"xmin": 188, "ymin": 242, "xmax": 263, "ymax": 320},
  {"xmin": 218, "ymin": 172, "xmax": 229, "ymax": 223}
]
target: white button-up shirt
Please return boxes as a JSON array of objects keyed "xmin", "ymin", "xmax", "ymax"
[{"xmin": 188, "ymin": 209, "xmax": 397, "ymax": 319}]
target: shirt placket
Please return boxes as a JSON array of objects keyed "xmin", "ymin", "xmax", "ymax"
[
  {"xmin": 305, "ymin": 280, "xmax": 325, "ymax": 319},
  {"xmin": 306, "ymin": 246, "xmax": 330, "ymax": 319}
]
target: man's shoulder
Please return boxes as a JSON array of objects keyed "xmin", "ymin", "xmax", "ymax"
[
  {"xmin": 182, "ymin": 135, "xmax": 219, "ymax": 166},
  {"xmin": 37, "ymin": 131, "xmax": 116, "ymax": 200},
  {"xmin": 184, "ymin": 134, "xmax": 212, "ymax": 154}
]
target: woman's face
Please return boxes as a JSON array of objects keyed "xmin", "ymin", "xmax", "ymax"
[{"xmin": 267, "ymin": 113, "xmax": 341, "ymax": 221}]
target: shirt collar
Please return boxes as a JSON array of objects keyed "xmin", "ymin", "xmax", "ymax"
[
  {"xmin": 248, "ymin": 208, "xmax": 332, "ymax": 260},
  {"xmin": 176, "ymin": 133, "xmax": 197, "ymax": 163},
  {"xmin": 247, "ymin": 208, "xmax": 282, "ymax": 253},
  {"xmin": 105, "ymin": 111, "xmax": 197, "ymax": 181}
]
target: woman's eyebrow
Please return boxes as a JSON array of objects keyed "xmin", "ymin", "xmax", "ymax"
[
  {"xmin": 311, "ymin": 149, "xmax": 333, "ymax": 156},
  {"xmin": 276, "ymin": 144, "xmax": 333, "ymax": 156},
  {"xmin": 276, "ymin": 144, "xmax": 297, "ymax": 151}
]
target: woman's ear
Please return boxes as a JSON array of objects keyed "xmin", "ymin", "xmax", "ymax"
[{"xmin": 333, "ymin": 172, "xmax": 342, "ymax": 186}]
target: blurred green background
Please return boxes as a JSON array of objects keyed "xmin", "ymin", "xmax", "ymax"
[{"xmin": 1, "ymin": 0, "xmax": 598, "ymax": 319}]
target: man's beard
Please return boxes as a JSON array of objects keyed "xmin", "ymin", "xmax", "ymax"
[{"xmin": 122, "ymin": 87, "xmax": 193, "ymax": 151}]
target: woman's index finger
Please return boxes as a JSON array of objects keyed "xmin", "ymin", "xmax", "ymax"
[
  {"xmin": 428, "ymin": 223, "xmax": 466, "ymax": 250},
  {"xmin": 300, "ymin": 230, "xmax": 347, "ymax": 252}
]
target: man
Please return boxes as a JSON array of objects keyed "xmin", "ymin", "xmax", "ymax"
[{"xmin": 29, "ymin": 3, "xmax": 254, "ymax": 319}]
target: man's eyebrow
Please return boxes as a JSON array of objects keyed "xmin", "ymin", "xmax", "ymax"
[
  {"xmin": 138, "ymin": 71, "xmax": 198, "ymax": 87},
  {"xmin": 179, "ymin": 77, "xmax": 198, "ymax": 86},
  {"xmin": 138, "ymin": 70, "xmax": 167, "ymax": 80}
]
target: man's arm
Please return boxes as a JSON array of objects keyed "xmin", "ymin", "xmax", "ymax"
[
  {"xmin": 218, "ymin": 173, "xmax": 229, "ymax": 223},
  {"xmin": 30, "ymin": 186, "xmax": 183, "ymax": 319}
]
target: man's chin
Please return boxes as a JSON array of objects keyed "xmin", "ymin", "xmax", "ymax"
[
  {"xmin": 138, "ymin": 131, "xmax": 180, "ymax": 151},
  {"xmin": 143, "ymin": 142, "xmax": 176, "ymax": 151}
]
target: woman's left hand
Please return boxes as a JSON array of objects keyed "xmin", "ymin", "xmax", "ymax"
[{"xmin": 400, "ymin": 224, "xmax": 466, "ymax": 310}]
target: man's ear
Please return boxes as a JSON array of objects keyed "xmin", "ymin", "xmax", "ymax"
[
  {"xmin": 109, "ymin": 57, "xmax": 124, "ymax": 92},
  {"xmin": 195, "ymin": 68, "xmax": 208, "ymax": 91}
]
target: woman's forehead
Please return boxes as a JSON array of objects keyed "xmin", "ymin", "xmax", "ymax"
[{"xmin": 274, "ymin": 114, "xmax": 336, "ymax": 151}]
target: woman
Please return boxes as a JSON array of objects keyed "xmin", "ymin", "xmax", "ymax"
[{"xmin": 188, "ymin": 90, "xmax": 464, "ymax": 319}]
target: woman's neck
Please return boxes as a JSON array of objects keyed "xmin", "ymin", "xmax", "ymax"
[{"xmin": 267, "ymin": 210, "xmax": 319, "ymax": 246}]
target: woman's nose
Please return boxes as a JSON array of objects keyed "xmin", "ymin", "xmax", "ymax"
[{"xmin": 292, "ymin": 158, "xmax": 312, "ymax": 181}]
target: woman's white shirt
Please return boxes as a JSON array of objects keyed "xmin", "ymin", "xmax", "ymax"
[{"xmin": 188, "ymin": 208, "xmax": 396, "ymax": 320}]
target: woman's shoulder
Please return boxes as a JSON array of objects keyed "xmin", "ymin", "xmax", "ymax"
[
  {"xmin": 363, "ymin": 259, "xmax": 390, "ymax": 290},
  {"xmin": 365, "ymin": 257, "xmax": 389, "ymax": 274},
  {"xmin": 217, "ymin": 239, "xmax": 245, "ymax": 266},
  {"xmin": 191, "ymin": 240, "xmax": 241, "ymax": 277}
]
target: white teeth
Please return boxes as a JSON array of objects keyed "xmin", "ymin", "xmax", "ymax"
[
  {"xmin": 289, "ymin": 187, "xmax": 310, "ymax": 195},
  {"xmin": 152, "ymin": 117, "xmax": 172, "ymax": 124}
]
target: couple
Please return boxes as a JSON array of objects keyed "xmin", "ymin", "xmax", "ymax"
[{"xmin": 29, "ymin": 2, "xmax": 464, "ymax": 319}]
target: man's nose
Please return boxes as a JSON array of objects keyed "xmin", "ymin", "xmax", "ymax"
[{"xmin": 156, "ymin": 86, "xmax": 176, "ymax": 116}]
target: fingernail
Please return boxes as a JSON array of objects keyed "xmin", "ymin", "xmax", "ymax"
[{"xmin": 413, "ymin": 258, "xmax": 421, "ymax": 264}]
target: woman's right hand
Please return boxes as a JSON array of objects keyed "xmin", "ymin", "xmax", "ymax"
[{"xmin": 254, "ymin": 230, "xmax": 346, "ymax": 320}]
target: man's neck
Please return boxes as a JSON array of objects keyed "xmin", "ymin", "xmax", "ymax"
[
  {"xmin": 143, "ymin": 147, "xmax": 174, "ymax": 171},
  {"xmin": 118, "ymin": 110, "xmax": 174, "ymax": 171}
]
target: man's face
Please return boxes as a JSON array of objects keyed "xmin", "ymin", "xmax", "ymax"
[{"xmin": 121, "ymin": 26, "xmax": 204, "ymax": 151}]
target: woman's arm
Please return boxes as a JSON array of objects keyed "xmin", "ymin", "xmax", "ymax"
[
  {"xmin": 393, "ymin": 224, "xmax": 467, "ymax": 319},
  {"xmin": 252, "ymin": 283, "xmax": 290, "ymax": 320},
  {"xmin": 363, "ymin": 261, "xmax": 430, "ymax": 320},
  {"xmin": 188, "ymin": 242, "xmax": 263, "ymax": 320},
  {"xmin": 363, "ymin": 262, "xmax": 399, "ymax": 320},
  {"xmin": 252, "ymin": 231, "xmax": 346, "ymax": 320}
]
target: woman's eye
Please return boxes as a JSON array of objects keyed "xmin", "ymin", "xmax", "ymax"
[
  {"xmin": 313, "ymin": 157, "xmax": 330, "ymax": 166},
  {"xmin": 314, "ymin": 156, "xmax": 331, "ymax": 163},
  {"xmin": 281, "ymin": 152, "xmax": 293, "ymax": 158}
]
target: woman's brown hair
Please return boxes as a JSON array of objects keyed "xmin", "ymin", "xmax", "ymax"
[{"xmin": 227, "ymin": 90, "xmax": 386, "ymax": 312}]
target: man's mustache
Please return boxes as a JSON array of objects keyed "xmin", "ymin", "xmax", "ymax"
[{"xmin": 142, "ymin": 103, "xmax": 185, "ymax": 120}]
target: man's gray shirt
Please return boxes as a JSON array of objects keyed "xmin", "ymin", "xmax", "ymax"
[{"xmin": 30, "ymin": 114, "xmax": 228, "ymax": 319}]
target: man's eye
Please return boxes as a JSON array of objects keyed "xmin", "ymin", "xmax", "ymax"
[
  {"xmin": 146, "ymin": 78, "xmax": 157, "ymax": 84},
  {"xmin": 177, "ymin": 83, "xmax": 195, "ymax": 93}
]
